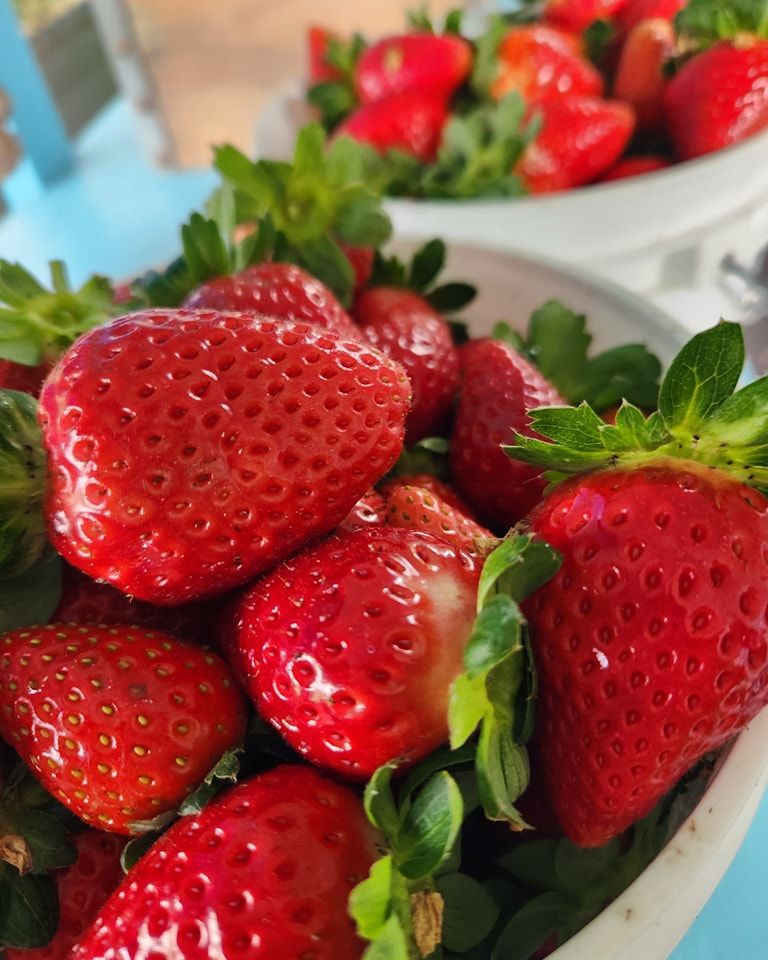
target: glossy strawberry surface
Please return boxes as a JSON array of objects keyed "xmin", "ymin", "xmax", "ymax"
[
  {"xmin": 5, "ymin": 831, "xmax": 126, "ymax": 960},
  {"xmin": 341, "ymin": 244, "xmax": 375, "ymax": 294},
  {"xmin": 383, "ymin": 479, "xmax": 493, "ymax": 559},
  {"xmin": 355, "ymin": 287, "xmax": 460, "ymax": 443},
  {"xmin": 40, "ymin": 310, "xmax": 409, "ymax": 604},
  {"xmin": 336, "ymin": 92, "xmax": 449, "ymax": 162},
  {"xmin": 615, "ymin": 0, "xmax": 686, "ymax": 32},
  {"xmin": 0, "ymin": 623, "xmax": 247, "ymax": 833},
  {"xmin": 664, "ymin": 40, "xmax": 768, "ymax": 160},
  {"xmin": 54, "ymin": 566, "xmax": 220, "ymax": 645},
  {"xmin": 381, "ymin": 473, "xmax": 474, "ymax": 514},
  {"xmin": 355, "ymin": 32, "xmax": 472, "ymax": 104},
  {"xmin": 451, "ymin": 339, "xmax": 563, "ymax": 531},
  {"xmin": 184, "ymin": 262, "xmax": 359, "ymax": 340},
  {"xmin": 73, "ymin": 766, "xmax": 378, "ymax": 960},
  {"xmin": 526, "ymin": 463, "xmax": 768, "ymax": 847},
  {"xmin": 519, "ymin": 96, "xmax": 636, "ymax": 193},
  {"xmin": 231, "ymin": 526, "xmax": 478, "ymax": 779},
  {"xmin": 544, "ymin": 0, "xmax": 631, "ymax": 31},
  {"xmin": 338, "ymin": 488, "xmax": 386, "ymax": 532},
  {"xmin": 491, "ymin": 26, "xmax": 604, "ymax": 103}
]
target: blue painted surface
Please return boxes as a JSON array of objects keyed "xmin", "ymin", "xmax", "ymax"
[
  {"xmin": 0, "ymin": 94, "xmax": 766, "ymax": 960},
  {"xmin": 0, "ymin": 0, "xmax": 75, "ymax": 185}
]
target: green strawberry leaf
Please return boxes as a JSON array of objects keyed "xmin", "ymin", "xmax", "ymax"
[
  {"xmin": 396, "ymin": 772, "xmax": 463, "ymax": 880},
  {"xmin": 391, "ymin": 435, "xmax": 451, "ymax": 482},
  {"xmin": 178, "ymin": 748, "xmax": 242, "ymax": 817},
  {"xmin": 427, "ymin": 283, "xmax": 477, "ymax": 313},
  {"xmin": 293, "ymin": 235, "xmax": 356, "ymax": 306},
  {"xmin": 0, "ymin": 260, "xmax": 118, "ymax": 367},
  {"xmin": 471, "ymin": 15, "xmax": 507, "ymax": 97},
  {"xmin": 365, "ymin": 764, "xmax": 401, "ymax": 840},
  {"xmin": 0, "ymin": 544, "xmax": 62, "ymax": 633},
  {"xmin": 476, "ymin": 534, "xmax": 563, "ymax": 612},
  {"xmin": 398, "ymin": 743, "xmax": 477, "ymax": 804},
  {"xmin": 475, "ymin": 716, "xmax": 530, "ymax": 829},
  {"xmin": 370, "ymin": 239, "xmax": 476, "ymax": 309},
  {"xmin": 505, "ymin": 322, "xmax": 768, "ymax": 489},
  {"xmin": 583, "ymin": 18, "xmax": 616, "ymax": 65},
  {"xmin": 308, "ymin": 81, "xmax": 358, "ymax": 131},
  {"xmin": 676, "ymin": 0, "xmax": 768, "ymax": 45},
  {"xmin": 437, "ymin": 873, "xmax": 500, "ymax": 953},
  {"xmin": 490, "ymin": 891, "xmax": 573, "ymax": 960},
  {"xmin": 350, "ymin": 855, "xmax": 396, "ymax": 940},
  {"xmin": 0, "ymin": 389, "xmax": 50, "ymax": 578},
  {"xmin": 408, "ymin": 239, "xmax": 446, "ymax": 292},
  {"xmin": 0, "ymin": 867, "xmax": 58, "ymax": 949},
  {"xmin": 509, "ymin": 299, "xmax": 662, "ymax": 409},
  {"xmin": 120, "ymin": 830, "xmax": 160, "ymax": 874},
  {"xmin": 491, "ymin": 322, "xmax": 525, "ymax": 351},
  {"xmin": 362, "ymin": 913, "xmax": 410, "ymax": 960}
]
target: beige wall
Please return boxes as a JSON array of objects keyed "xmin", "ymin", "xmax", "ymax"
[{"xmin": 128, "ymin": 0, "xmax": 459, "ymax": 168}]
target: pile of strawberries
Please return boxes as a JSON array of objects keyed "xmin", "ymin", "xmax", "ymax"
[
  {"xmin": 306, "ymin": 0, "xmax": 768, "ymax": 196},
  {"xmin": 1, "ymin": 102, "xmax": 768, "ymax": 960}
]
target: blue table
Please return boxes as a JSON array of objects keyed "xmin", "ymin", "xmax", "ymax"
[{"xmin": 0, "ymin": 97, "xmax": 766, "ymax": 960}]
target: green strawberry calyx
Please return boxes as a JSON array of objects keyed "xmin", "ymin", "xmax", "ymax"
[
  {"xmin": 0, "ymin": 260, "xmax": 118, "ymax": 368},
  {"xmin": 351, "ymin": 762, "xmax": 467, "ymax": 958},
  {"xmin": 136, "ymin": 124, "xmax": 392, "ymax": 308},
  {"xmin": 307, "ymin": 33, "xmax": 366, "ymax": 132},
  {"xmin": 675, "ymin": 0, "xmax": 768, "ymax": 47},
  {"xmin": 505, "ymin": 322, "xmax": 768, "ymax": 490},
  {"xmin": 449, "ymin": 534, "xmax": 562, "ymax": 829},
  {"xmin": 493, "ymin": 298, "xmax": 663, "ymax": 410},
  {"xmin": 370, "ymin": 237, "xmax": 477, "ymax": 314}
]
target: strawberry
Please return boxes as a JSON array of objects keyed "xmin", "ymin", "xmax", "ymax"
[
  {"xmin": 616, "ymin": 0, "xmax": 686, "ymax": 32},
  {"xmin": 490, "ymin": 26, "xmax": 604, "ymax": 103},
  {"xmin": 383, "ymin": 478, "xmax": 494, "ymax": 558},
  {"xmin": 339, "ymin": 488, "xmax": 386, "ymax": 531},
  {"xmin": 614, "ymin": 18, "xmax": 676, "ymax": 131},
  {"xmin": 341, "ymin": 243, "xmax": 375, "ymax": 294},
  {"xmin": 229, "ymin": 526, "xmax": 479, "ymax": 778},
  {"xmin": 5, "ymin": 831, "xmax": 125, "ymax": 960},
  {"xmin": 354, "ymin": 33, "xmax": 472, "ymax": 104},
  {"xmin": 39, "ymin": 309, "xmax": 410, "ymax": 604},
  {"xmin": 53, "ymin": 565, "xmax": 221, "ymax": 646},
  {"xmin": 336, "ymin": 92, "xmax": 449, "ymax": 162},
  {"xmin": 450, "ymin": 338, "xmax": 564, "ymax": 531},
  {"xmin": 380, "ymin": 472, "xmax": 473, "ymax": 513},
  {"xmin": 518, "ymin": 97, "xmax": 636, "ymax": 193},
  {"xmin": 354, "ymin": 287, "xmax": 460, "ymax": 442},
  {"xmin": 664, "ymin": 40, "xmax": 768, "ymax": 160},
  {"xmin": 507, "ymin": 323, "xmax": 768, "ymax": 847},
  {"xmin": 73, "ymin": 766, "xmax": 378, "ymax": 960},
  {"xmin": 0, "ymin": 623, "xmax": 247, "ymax": 833},
  {"xmin": 600, "ymin": 153, "xmax": 671, "ymax": 179},
  {"xmin": 184, "ymin": 262, "xmax": 360, "ymax": 340},
  {"xmin": 544, "ymin": 0, "xmax": 631, "ymax": 32},
  {"xmin": 308, "ymin": 25, "xmax": 343, "ymax": 83}
]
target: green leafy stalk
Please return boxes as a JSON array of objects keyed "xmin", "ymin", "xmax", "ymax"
[
  {"xmin": 0, "ymin": 391, "xmax": 47, "ymax": 579},
  {"xmin": 449, "ymin": 536, "xmax": 562, "ymax": 828},
  {"xmin": 351, "ymin": 765, "xmax": 466, "ymax": 958},
  {"xmin": 0, "ymin": 260, "xmax": 118, "ymax": 367},
  {"xmin": 493, "ymin": 300, "xmax": 662, "ymax": 410},
  {"xmin": 307, "ymin": 33, "xmax": 366, "ymax": 131},
  {"xmin": 504, "ymin": 322, "xmax": 768, "ymax": 491},
  {"xmin": 676, "ymin": 0, "xmax": 768, "ymax": 46},
  {"xmin": 370, "ymin": 238, "xmax": 476, "ymax": 313}
]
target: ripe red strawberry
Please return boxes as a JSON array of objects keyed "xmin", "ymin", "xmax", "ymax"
[
  {"xmin": 519, "ymin": 97, "xmax": 636, "ymax": 193},
  {"xmin": 490, "ymin": 26, "xmax": 604, "ymax": 103},
  {"xmin": 526, "ymin": 464, "xmax": 768, "ymax": 846},
  {"xmin": 336, "ymin": 92, "xmax": 449, "ymax": 162},
  {"xmin": 339, "ymin": 488, "xmax": 386, "ymax": 531},
  {"xmin": 664, "ymin": 40, "xmax": 768, "ymax": 160},
  {"xmin": 544, "ymin": 0, "xmax": 631, "ymax": 32},
  {"xmin": 308, "ymin": 25, "xmax": 343, "ymax": 83},
  {"xmin": 354, "ymin": 287, "xmax": 460, "ymax": 443},
  {"xmin": 230, "ymin": 526, "xmax": 479, "ymax": 778},
  {"xmin": 73, "ymin": 766, "xmax": 378, "ymax": 960},
  {"xmin": 40, "ymin": 310, "xmax": 410, "ymax": 604},
  {"xmin": 0, "ymin": 359, "xmax": 50, "ymax": 396},
  {"xmin": 380, "ymin": 473, "xmax": 473, "ymax": 513},
  {"xmin": 383, "ymin": 479, "xmax": 494, "ymax": 559},
  {"xmin": 355, "ymin": 33, "xmax": 472, "ymax": 105},
  {"xmin": 614, "ymin": 18, "xmax": 676, "ymax": 131},
  {"xmin": 0, "ymin": 623, "xmax": 247, "ymax": 833},
  {"xmin": 600, "ymin": 153, "xmax": 671, "ymax": 180},
  {"xmin": 54, "ymin": 566, "xmax": 221, "ymax": 646},
  {"xmin": 184, "ymin": 262, "xmax": 359, "ymax": 340},
  {"xmin": 342, "ymin": 243, "xmax": 375, "ymax": 294},
  {"xmin": 616, "ymin": 0, "xmax": 686, "ymax": 32},
  {"xmin": 451, "ymin": 339, "xmax": 564, "ymax": 531},
  {"xmin": 5, "ymin": 831, "xmax": 125, "ymax": 960}
]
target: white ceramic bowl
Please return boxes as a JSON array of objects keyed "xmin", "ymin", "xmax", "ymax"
[
  {"xmin": 256, "ymin": 84, "xmax": 768, "ymax": 296},
  {"xmin": 393, "ymin": 239, "xmax": 768, "ymax": 960}
]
